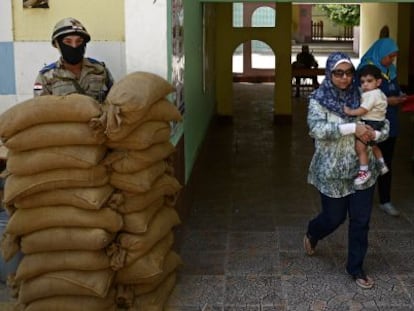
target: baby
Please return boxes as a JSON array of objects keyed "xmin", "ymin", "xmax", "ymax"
[{"xmin": 344, "ymin": 64, "xmax": 389, "ymax": 186}]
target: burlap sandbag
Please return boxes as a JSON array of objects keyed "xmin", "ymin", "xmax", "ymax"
[
  {"xmin": 104, "ymin": 142, "xmax": 175, "ymax": 173},
  {"xmin": 15, "ymin": 250, "xmax": 111, "ymax": 281},
  {"xmin": 145, "ymin": 98, "xmax": 182, "ymax": 122},
  {"xmin": 4, "ymin": 122, "xmax": 106, "ymax": 152},
  {"xmin": 111, "ymin": 175, "xmax": 182, "ymax": 214},
  {"xmin": 106, "ymin": 121, "xmax": 171, "ymax": 150},
  {"xmin": 130, "ymin": 272, "xmax": 176, "ymax": 311},
  {"xmin": 6, "ymin": 206, "xmax": 123, "ymax": 236},
  {"xmin": 119, "ymin": 207, "xmax": 180, "ymax": 266},
  {"xmin": 0, "ymin": 232, "xmax": 19, "ymax": 261},
  {"xmin": 13, "ymin": 185, "xmax": 114, "ymax": 210},
  {"xmin": 20, "ymin": 227, "xmax": 115, "ymax": 254},
  {"xmin": 115, "ymin": 231, "xmax": 174, "ymax": 284},
  {"xmin": 105, "ymin": 99, "xmax": 182, "ymax": 142},
  {"xmin": 16, "ymin": 289, "xmax": 116, "ymax": 311},
  {"xmin": 115, "ymin": 258, "xmax": 179, "ymax": 309},
  {"xmin": 18, "ymin": 269, "xmax": 115, "ymax": 304},
  {"xmin": 7, "ymin": 145, "xmax": 107, "ymax": 175},
  {"xmin": 133, "ymin": 251, "xmax": 182, "ymax": 294},
  {"xmin": 122, "ymin": 198, "xmax": 164, "ymax": 234},
  {"xmin": 109, "ymin": 161, "xmax": 168, "ymax": 193},
  {"xmin": 4, "ymin": 165, "xmax": 108, "ymax": 204},
  {"xmin": 104, "ymin": 72, "xmax": 174, "ymax": 134},
  {"xmin": 0, "ymin": 94, "xmax": 102, "ymax": 141}
]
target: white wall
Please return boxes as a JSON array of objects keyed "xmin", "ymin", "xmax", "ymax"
[{"xmin": 125, "ymin": 0, "xmax": 168, "ymax": 79}]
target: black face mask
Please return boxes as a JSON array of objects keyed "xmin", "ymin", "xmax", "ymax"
[{"xmin": 57, "ymin": 40, "xmax": 86, "ymax": 65}]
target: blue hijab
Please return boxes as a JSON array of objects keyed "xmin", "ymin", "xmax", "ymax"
[
  {"xmin": 357, "ymin": 38, "xmax": 399, "ymax": 80},
  {"xmin": 310, "ymin": 52, "xmax": 360, "ymax": 119}
]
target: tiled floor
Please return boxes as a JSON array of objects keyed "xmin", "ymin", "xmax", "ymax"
[
  {"xmin": 1, "ymin": 83, "xmax": 413, "ymax": 311},
  {"xmin": 166, "ymin": 83, "xmax": 414, "ymax": 310}
]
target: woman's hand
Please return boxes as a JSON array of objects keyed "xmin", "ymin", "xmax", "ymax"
[
  {"xmin": 388, "ymin": 95, "xmax": 407, "ymax": 106},
  {"xmin": 355, "ymin": 124, "xmax": 375, "ymax": 144},
  {"xmin": 343, "ymin": 105, "xmax": 352, "ymax": 115}
]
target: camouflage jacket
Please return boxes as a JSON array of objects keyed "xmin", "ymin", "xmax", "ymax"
[{"xmin": 34, "ymin": 57, "xmax": 114, "ymax": 103}]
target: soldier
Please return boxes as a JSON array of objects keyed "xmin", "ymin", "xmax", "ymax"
[{"xmin": 34, "ymin": 17, "xmax": 114, "ymax": 103}]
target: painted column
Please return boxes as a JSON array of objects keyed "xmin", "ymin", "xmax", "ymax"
[
  {"xmin": 359, "ymin": 3, "xmax": 398, "ymax": 55},
  {"xmin": 299, "ymin": 5, "xmax": 312, "ymax": 43},
  {"xmin": 124, "ymin": 0, "xmax": 168, "ymax": 79}
]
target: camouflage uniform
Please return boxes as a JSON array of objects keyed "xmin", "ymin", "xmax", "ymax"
[{"xmin": 34, "ymin": 57, "xmax": 114, "ymax": 103}]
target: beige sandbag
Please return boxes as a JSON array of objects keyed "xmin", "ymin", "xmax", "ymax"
[
  {"xmin": 0, "ymin": 232, "xmax": 19, "ymax": 261},
  {"xmin": 104, "ymin": 72, "xmax": 174, "ymax": 133},
  {"xmin": 4, "ymin": 122, "xmax": 106, "ymax": 152},
  {"xmin": 15, "ymin": 250, "xmax": 111, "ymax": 281},
  {"xmin": 4, "ymin": 165, "xmax": 108, "ymax": 204},
  {"xmin": 122, "ymin": 198, "xmax": 164, "ymax": 234},
  {"xmin": 133, "ymin": 251, "xmax": 182, "ymax": 293},
  {"xmin": 14, "ymin": 185, "xmax": 114, "ymax": 210},
  {"xmin": 7, "ymin": 145, "xmax": 107, "ymax": 175},
  {"xmin": 105, "ymin": 99, "xmax": 182, "ymax": 142},
  {"xmin": 106, "ymin": 121, "xmax": 171, "ymax": 150},
  {"xmin": 115, "ymin": 254, "xmax": 180, "ymax": 306},
  {"xmin": 144, "ymin": 98, "xmax": 182, "ymax": 122},
  {"xmin": 110, "ymin": 161, "xmax": 168, "ymax": 193},
  {"xmin": 18, "ymin": 269, "xmax": 115, "ymax": 304},
  {"xmin": 115, "ymin": 231, "xmax": 174, "ymax": 284},
  {"xmin": 6, "ymin": 206, "xmax": 123, "ymax": 236},
  {"xmin": 113, "ymin": 175, "xmax": 182, "ymax": 214},
  {"xmin": 20, "ymin": 227, "xmax": 115, "ymax": 254},
  {"xmin": 119, "ymin": 208, "xmax": 180, "ymax": 266},
  {"xmin": 0, "ymin": 94, "xmax": 102, "ymax": 141},
  {"xmin": 131, "ymin": 272, "xmax": 176, "ymax": 311},
  {"xmin": 104, "ymin": 142, "xmax": 175, "ymax": 173},
  {"xmin": 18, "ymin": 289, "xmax": 116, "ymax": 311}
]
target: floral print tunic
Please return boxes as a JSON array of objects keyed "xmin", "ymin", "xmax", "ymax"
[{"xmin": 307, "ymin": 98, "xmax": 390, "ymax": 198}]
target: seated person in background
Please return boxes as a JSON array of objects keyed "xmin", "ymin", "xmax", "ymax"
[
  {"xmin": 296, "ymin": 45, "xmax": 319, "ymax": 70},
  {"xmin": 292, "ymin": 45, "xmax": 319, "ymax": 96}
]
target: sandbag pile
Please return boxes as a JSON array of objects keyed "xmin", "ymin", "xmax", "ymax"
[
  {"xmin": 102, "ymin": 72, "xmax": 183, "ymax": 310},
  {"xmin": 0, "ymin": 72, "xmax": 184, "ymax": 311},
  {"xmin": 0, "ymin": 94, "xmax": 120, "ymax": 311}
]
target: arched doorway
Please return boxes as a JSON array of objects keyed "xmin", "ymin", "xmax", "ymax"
[{"xmin": 232, "ymin": 40, "xmax": 276, "ymax": 123}]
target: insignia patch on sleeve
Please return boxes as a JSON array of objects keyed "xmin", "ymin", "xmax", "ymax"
[{"xmin": 33, "ymin": 83, "xmax": 43, "ymax": 96}]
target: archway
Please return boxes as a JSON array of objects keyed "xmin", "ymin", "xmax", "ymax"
[{"xmin": 232, "ymin": 40, "xmax": 276, "ymax": 123}]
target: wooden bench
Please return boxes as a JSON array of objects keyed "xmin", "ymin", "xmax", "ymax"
[{"xmin": 292, "ymin": 67, "xmax": 325, "ymax": 97}]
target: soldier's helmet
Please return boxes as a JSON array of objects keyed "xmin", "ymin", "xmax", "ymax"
[{"xmin": 51, "ymin": 17, "xmax": 91, "ymax": 46}]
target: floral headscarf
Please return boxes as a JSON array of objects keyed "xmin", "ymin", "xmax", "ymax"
[
  {"xmin": 357, "ymin": 38, "xmax": 399, "ymax": 80},
  {"xmin": 310, "ymin": 52, "xmax": 360, "ymax": 119}
]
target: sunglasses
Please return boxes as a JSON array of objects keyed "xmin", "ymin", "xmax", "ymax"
[{"xmin": 331, "ymin": 69, "xmax": 354, "ymax": 78}]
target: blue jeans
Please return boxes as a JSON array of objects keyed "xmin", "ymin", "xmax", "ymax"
[{"xmin": 307, "ymin": 185, "xmax": 375, "ymax": 276}]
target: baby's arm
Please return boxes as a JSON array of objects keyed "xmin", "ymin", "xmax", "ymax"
[{"xmin": 343, "ymin": 105, "xmax": 368, "ymax": 117}]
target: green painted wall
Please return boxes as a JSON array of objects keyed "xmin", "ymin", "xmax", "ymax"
[{"xmin": 183, "ymin": 0, "xmax": 217, "ymax": 182}]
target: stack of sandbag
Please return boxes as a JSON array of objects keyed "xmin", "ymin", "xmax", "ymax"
[
  {"xmin": 0, "ymin": 94, "xmax": 121, "ymax": 311},
  {"xmin": 102, "ymin": 72, "xmax": 183, "ymax": 310}
]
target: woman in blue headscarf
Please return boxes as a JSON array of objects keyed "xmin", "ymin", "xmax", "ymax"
[
  {"xmin": 304, "ymin": 52, "xmax": 390, "ymax": 289},
  {"xmin": 358, "ymin": 38, "xmax": 406, "ymax": 217}
]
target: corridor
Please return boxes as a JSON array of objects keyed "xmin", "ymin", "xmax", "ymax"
[{"xmin": 166, "ymin": 82, "xmax": 414, "ymax": 310}]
